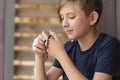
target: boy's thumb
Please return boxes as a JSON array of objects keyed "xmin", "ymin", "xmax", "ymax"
[{"xmin": 49, "ymin": 30, "xmax": 58, "ymax": 40}]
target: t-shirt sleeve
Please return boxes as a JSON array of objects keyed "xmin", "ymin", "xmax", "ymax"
[
  {"xmin": 95, "ymin": 38, "xmax": 120, "ymax": 77},
  {"xmin": 53, "ymin": 59, "xmax": 62, "ymax": 69}
]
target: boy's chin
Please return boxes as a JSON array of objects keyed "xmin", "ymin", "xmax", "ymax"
[{"xmin": 68, "ymin": 36, "xmax": 77, "ymax": 40}]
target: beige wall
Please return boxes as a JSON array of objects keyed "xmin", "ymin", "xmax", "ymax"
[
  {"xmin": 0, "ymin": 0, "xmax": 4, "ymax": 79},
  {"xmin": 116, "ymin": 0, "xmax": 120, "ymax": 40}
]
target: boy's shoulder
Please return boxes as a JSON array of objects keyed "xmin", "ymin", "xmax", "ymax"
[
  {"xmin": 98, "ymin": 33, "xmax": 120, "ymax": 49},
  {"xmin": 64, "ymin": 33, "xmax": 120, "ymax": 51}
]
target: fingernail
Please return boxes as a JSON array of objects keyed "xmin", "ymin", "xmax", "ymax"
[{"xmin": 49, "ymin": 30, "xmax": 54, "ymax": 35}]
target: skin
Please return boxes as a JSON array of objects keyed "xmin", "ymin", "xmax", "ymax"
[{"xmin": 32, "ymin": 2, "xmax": 113, "ymax": 80}]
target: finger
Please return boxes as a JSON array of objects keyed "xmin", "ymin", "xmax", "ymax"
[
  {"xmin": 33, "ymin": 37, "xmax": 45, "ymax": 45},
  {"xmin": 42, "ymin": 30, "xmax": 49, "ymax": 40},
  {"xmin": 33, "ymin": 37, "xmax": 46, "ymax": 49},
  {"xmin": 32, "ymin": 41, "xmax": 46, "ymax": 53},
  {"xmin": 33, "ymin": 34, "xmax": 45, "ymax": 43},
  {"xmin": 49, "ymin": 30, "xmax": 58, "ymax": 40},
  {"xmin": 33, "ymin": 40, "xmax": 45, "ymax": 50},
  {"xmin": 38, "ymin": 33, "xmax": 46, "ymax": 41},
  {"xmin": 34, "ymin": 38, "xmax": 39, "ymax": 42},
  {"xmin": 32, "ymin": 46, "xmax": 45, "ymax": 54}
]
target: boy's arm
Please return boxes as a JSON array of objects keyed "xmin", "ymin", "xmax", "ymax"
[
  {"xmin": 93, "ymin": 72, "xmax": 112, "ymax": 80},
  {"xmin": 34, "ymin": 55, "xmax": 47, "ymax": 80},
  {"xmin": 34, "ymin": 55, "xmax": 62, "ymax": 80},
  {"xmin": 47, "ymin": 66, "xmax": 62, "ymax": 80}
]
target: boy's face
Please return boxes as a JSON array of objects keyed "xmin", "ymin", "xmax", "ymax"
[{"xmin": 60, "ymin": 2, "xmax": 92, "ymax": 40}]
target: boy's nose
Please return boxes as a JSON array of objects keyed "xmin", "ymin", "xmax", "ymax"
[{"xmin": 62, "ymin": 19, "xmax": 69, "ymax": 27}]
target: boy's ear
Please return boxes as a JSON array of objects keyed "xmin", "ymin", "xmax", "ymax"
[{"xmin": 89, "ymin": 11, "xmax": 99, "ymax": 25}]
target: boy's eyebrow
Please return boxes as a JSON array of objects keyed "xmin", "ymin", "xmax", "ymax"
[{"xmin": 60, "ymin": 12, "xmax": 75, "ymax": 16}]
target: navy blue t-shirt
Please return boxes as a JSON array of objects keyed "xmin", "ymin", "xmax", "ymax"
[{"xmin": 53, "ymin": 33, "xmax": 120, "ymax": 80}]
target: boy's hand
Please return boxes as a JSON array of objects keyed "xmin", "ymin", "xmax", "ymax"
[
  {"xmin": 32, "ymin": 31, "xmax": 49, "ymax": 57},
  {"xmin": 47, "ymin": 31, "xmax": 66, "ymax": 58}
]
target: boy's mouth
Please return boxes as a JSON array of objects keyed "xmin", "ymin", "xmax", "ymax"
[{"xmin": 66, "ymin": 30, "xmax": 73, "ymax": 35}]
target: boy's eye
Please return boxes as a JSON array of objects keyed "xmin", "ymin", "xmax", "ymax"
[{"xmin": 69, "ymin": 16, "xmax": 75, "ymax": 19}]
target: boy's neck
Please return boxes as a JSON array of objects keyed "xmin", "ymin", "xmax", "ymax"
[{"xmin": 77, "ymin": 30, "xmax": 99, "ymax": 51}]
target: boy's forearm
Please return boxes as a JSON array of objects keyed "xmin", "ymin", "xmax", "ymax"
[
  {"xmin": 56, "ymin": 51, "xmax": 88, "ymax": 80},
  {"xmin": 34, "ymin": 55, "xmax": 47, "ymax": 80}
]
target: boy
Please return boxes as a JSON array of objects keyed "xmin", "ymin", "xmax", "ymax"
[{"xmin": 32, "ymin": 0, "xmax": 120, "ymax": 80}]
